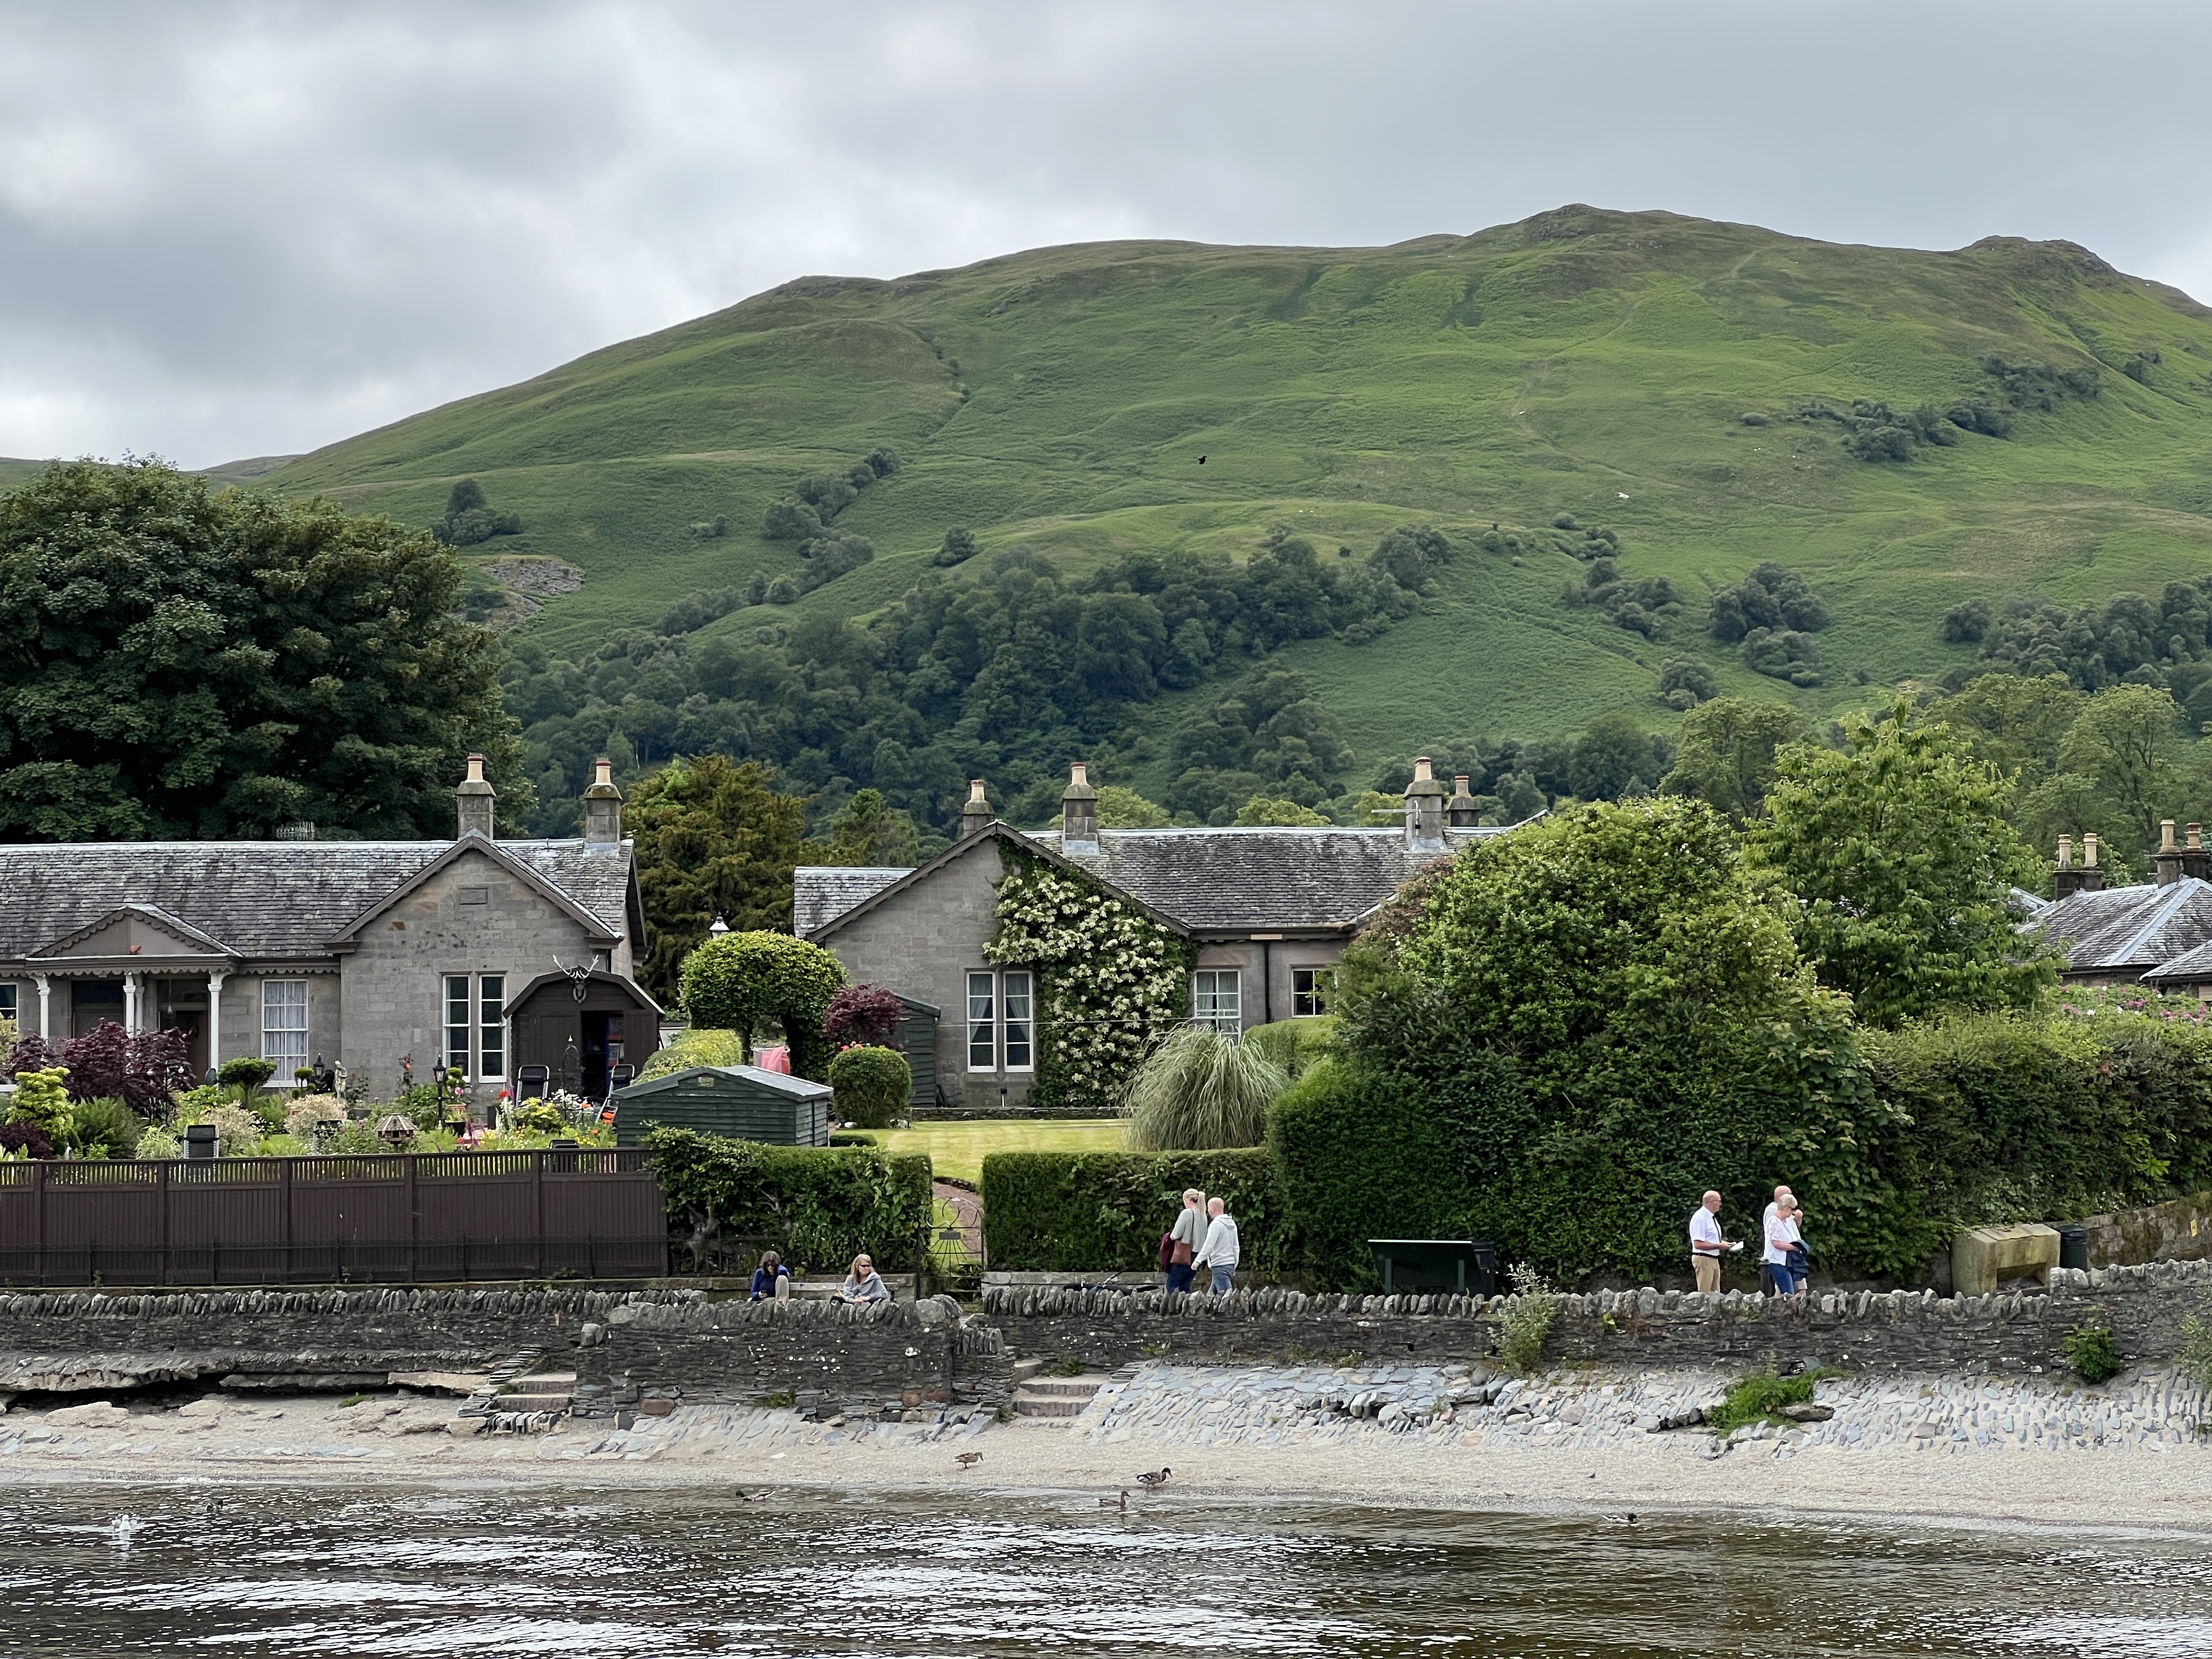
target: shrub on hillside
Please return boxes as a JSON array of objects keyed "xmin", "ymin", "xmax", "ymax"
[
  {"xmin": 828, "ymin": 1045, "xmax": 911, "ymax": 1128},
  {"xmin": 979, "ymin": 1149, "xmax": 1279, "ymax": 1273},
  {"xmin": 935, "ymin": 527, "xmax": 978, "ymax": 567},
  {"xmin": 794, "ymin": 529, "xmax": 875, "ymax": 594},
  {"xmin": 645, "ymin": 1126, "xmax": 931, "ymax": 1275},
  {"xmin": 1708, "ymin": 563, "xmax": 1828, "ymax": 642},
  {"xmin": 762, "ymin": 501, "xmax": 822, "ymax": 540},
  {"xmin": 1940, "ymin": 599, "xmax": 1993, "ymax": 643},
  {"xmin": 433, "ymin": 478, "xmax": 523, "ymax": 546},
  {"xmin": 1741, "ymin": 626, "xmax": 1822, "ymax": 686},
  {"xmin": 1657, "ymin": 657, "xmax": 1719, "ymax": 708}
]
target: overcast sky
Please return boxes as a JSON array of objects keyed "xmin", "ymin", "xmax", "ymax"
[{"xmin": 6, "ymin": 1, "xmax": 2211, "ymax": 469}]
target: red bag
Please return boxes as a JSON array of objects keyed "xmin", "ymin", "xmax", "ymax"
[{"xmin": 1158, "ymin": 1232, "xmax": 1175, "ymax": 1270}]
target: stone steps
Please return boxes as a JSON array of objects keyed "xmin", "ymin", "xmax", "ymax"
[{"xmin": 1014, "ymin": 1373, "xmax": 1110, "ymax": 1419}]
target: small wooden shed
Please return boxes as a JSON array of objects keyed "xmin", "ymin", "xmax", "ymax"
[
  {"xmin": 897, "ymin": 995, "xmax": 940, "ymax": 1110},
  {"xmin": 613, "ymin": 1064, "xmax": 833, "ymax": 1148}
]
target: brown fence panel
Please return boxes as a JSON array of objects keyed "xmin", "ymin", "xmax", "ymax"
[{"xmin": 0, "ymin": 1150, "xmax": 667, "ymax": 1286}]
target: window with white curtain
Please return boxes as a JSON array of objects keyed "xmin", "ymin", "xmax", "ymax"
[
  {"xmin": 1002, "ymin": 971, "xmax": 1033, "ymax": 1070},
  {"xmin": 1192, "ymin": 969, "xmax": 1241, "ymax": 1034},
  {"xmin": 967, "ymin": 972, "xmax": 996, "ymax": 1069},
  {"xmin": 261, "ymin": 980, "xmax": 309, "ymax": 1074}
]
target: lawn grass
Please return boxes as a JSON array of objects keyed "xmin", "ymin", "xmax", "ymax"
[
  {"xmin": 873, "ymin": 1118, "xmax": 1125, "ymax": 1186},
  {"xmin": 263, "ymin": 205, "xmax": 2212, "ymax": 760}
]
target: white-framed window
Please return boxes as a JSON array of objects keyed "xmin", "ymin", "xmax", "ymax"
[
  {"xmin": 968, "ymin": 972, "xmax": 996, "ymax": 1069},
  {"xmin": 1193, "ymin": 969, "xmax": 1241, "ymax": 1034},
  {"xmin": 444, "ymin": 975, "xmax": 472, "ymax": 1075},
  {"xmin": 1292, "ymin": 967, "xmax": 1333, "ymax": 1018},
  {"xmin": 478, "ymin": 975, "xmax": 506, "ymax": 1080},
  {"xmin": 1002, "ymin": 970, "xmax": 1034, "ymax": 1071},
  {"xmin": 262, "ymin": 980, "xmax": 309, "ymax": 1075},
  {"xmin": 0, "ymin": 983, "xmax": 15, "ymax": 1028}
]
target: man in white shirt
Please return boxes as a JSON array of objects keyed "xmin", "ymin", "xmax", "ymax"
[
  {"xmin": 1194, "ymin": 1197, "xmax": 1240, "ymax": 1294},
  {"xmin": 1688, "ymin": 1190, "xmax": 1737, "ymax": 1294}
]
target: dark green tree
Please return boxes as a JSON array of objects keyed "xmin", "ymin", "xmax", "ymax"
[
  {"xmin": 625, "ymin": 754, "xmax": 814, "ymax": 1004},
  {"xmin": 1749, "ymin": 703, "xmax": 2055, "ymax": 1026},
  {"xmin": 0, "ymin": 460, "xmax": 524, "ymax": 842},
  {"xmin": 817, "ymin": 787, "xmax": 920, "ymax": 867},
  {"xmin": 679, "ymin": 929, "xmax": 846, "ymax": 1079},
  {"xmin": 1660, "ymin": 696, "xmax": 1804, "ymax": 820}
]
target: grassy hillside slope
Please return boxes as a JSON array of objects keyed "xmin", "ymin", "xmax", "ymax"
[{"xmin": 270, "ymin": 205, "xmax": 2212, "ymax": 776}]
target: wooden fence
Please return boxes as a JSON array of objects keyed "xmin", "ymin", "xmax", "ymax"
[{"xmin": 0, "ymin": 1149, "xmax": 669, "ymax": 1287}]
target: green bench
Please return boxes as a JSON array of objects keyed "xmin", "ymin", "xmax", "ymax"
[{"xmin": 1368, "ymin": 1239, "xmax": 1497, "ymax": 1296}]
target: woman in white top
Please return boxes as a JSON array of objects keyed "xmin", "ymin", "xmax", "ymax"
[{"xmin": 1763, "ymin": 1195, "xmax": 1802, "ymax": 1298}]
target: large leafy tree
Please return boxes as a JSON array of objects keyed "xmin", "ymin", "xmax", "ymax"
[
  {"xmin": 626, "ymin": 755, "xmax": 814, "ymax": 1004},
  {"xmin": 1660, "ymin": 696, "xmax": 1804, "ymax": 820},
  {"xmin": 1750, "ymin": 703, "xmax": 2054, "ymax": 1026},
  {"xmin": 2056, "ymin": 682, "xmax": 2192, "ymax": 855},
  {"xmin": 1301, "ymin": 797, "xmax": 1875, "ymax": 1283},
  {"xmin": 0, "ymin": 460, "xmax": 522, "ymax": 840}
]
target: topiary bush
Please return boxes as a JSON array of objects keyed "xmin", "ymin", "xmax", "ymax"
[
  {"xmin": 828, "ymin": 1045, "xmax": 911, "ymax": 1128},
  {"xmin": 980, "ymin": 1149, "xmax": 1280, "ymax": 1273},
  {"xmin": 824, "ymin": 984, "xmax": 906, "ymax": 1051},
  {"xmin": 219, "ymin": 1056, "xmax": 278, "ymax": 1094},
  {"xmin": 679, "ymin": 930, "xmax": 847, "ymax": 1080}
]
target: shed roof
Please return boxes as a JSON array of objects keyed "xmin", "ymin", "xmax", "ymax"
[
  {"xmin": 0, "ymin": 838, "xmax": 637, "ymax": 963},
  {"xmin": 2031, "ymin": 877, "xmax": 2212, "ymax": 974},
  {"xmin": 616, "ymin": 1064, "xmax": 832, "ymax": 1101}
]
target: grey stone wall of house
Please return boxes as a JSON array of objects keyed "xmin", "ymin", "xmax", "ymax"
[
  {"xmin": 215, "ymin": 973, "xmax": 342, "ymax": 1082},
  {"xmin": 338, "ymin": 845, "xmax": 609, "ymax": 1098},
  {"xmin": 1190, "ymin": 938, "xmax": 1350, "ymax": 1029},
  {"xmin": 821, "ymin": 840, "xmax": 1023, "ymax": 1110}
]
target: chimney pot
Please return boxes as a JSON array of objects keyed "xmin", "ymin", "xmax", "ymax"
[
  {"xmin": 2057, "ymin": 834, "xmax": 2074, "ymax": 870},
  {"xmin": 2163, "ymin": 819, "xmax": 2179, "ymax": 852},
  {"xmin": 1403, "ymin": 754, "xmax": 1447, "ymax": 849},
  {"xmin": 960, "ymin": 779, "xmax": 994, "ymax": 838},
  {"xmin": 582, "ymin": 753, "xmax": 624, "ymax": 845},
  {"xmin": 2084, "ymin": 832, "xmax": 2099, "ymax": 867},
  {"xmin": 1061, "ymin": 760, "xmax": 1099, "ymax": 850},
  {"xmin": 455, "ymin": 751, "xmax": 496, "ymax": 839}
]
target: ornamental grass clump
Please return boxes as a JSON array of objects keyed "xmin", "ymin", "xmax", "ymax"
[{"xmin": 1121, "ymin": 1024, "xmax": 1285, "ymax": 1152}]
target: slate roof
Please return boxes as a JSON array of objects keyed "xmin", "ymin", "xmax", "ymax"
[
  {"xmin": 2029, "ymin": 877, "xmax": 2212, "ymax": 975},
  {"xmin": 792, "ymin": 867, "xmax": 909, "ymax": 936},
  {"xmin": 796, "ymin": 825, "xmax": 1511, "ymax": 939},
  {"xmin": 2141, "ymin": 936, "xmax": 2212, "ymax": 985},
  {"xmin": 0, "ymin": 839, "xmax": 636, "ymax": 962},
  {"xmin": 1028, "ymin": 826, "xmax": 1507, "ymax": 932}
]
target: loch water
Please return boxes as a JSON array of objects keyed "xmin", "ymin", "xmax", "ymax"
[{"xmin": 5, "ymin": 1483, "xmax": 2211, "ymax": 1656}]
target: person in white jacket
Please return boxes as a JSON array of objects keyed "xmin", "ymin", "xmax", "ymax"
[{"xmin": 1193, "ymin": 1197, "xmax": 1240, "ymax": 1294}]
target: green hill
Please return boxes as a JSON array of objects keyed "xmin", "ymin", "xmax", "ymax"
[{"xmin": 263, "ymin": 204, "xmax": 2212, "ymax": 827}]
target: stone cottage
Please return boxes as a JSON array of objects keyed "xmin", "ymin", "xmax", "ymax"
[
  {"xmin": 0, "ymin": 757, "xmax": 656, "ymax": 1102},
  {"xmin": 2023, "ymin": 825, "xmax": 2212, "ymax": 989},
  {"xmin": 794, "ymin": 759, "xmax": 1516, "ymax": 1111}
]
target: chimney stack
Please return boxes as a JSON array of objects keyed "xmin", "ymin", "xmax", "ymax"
[
  {"xmin": 2052, "ymin": 834, "xmax": 2084, "ymax": 900},
  {"xmin": 2156, "ymin": 819, "xmax": 2183, "ymax": 887},
  {"xmin": 960, "ymin": 779, "xmax": 994, "ymax": 839},
  {"xmin": 583, "ymin": 756, "xmax": 624, "ymax": 845},
  {"xmin": 1404, "ymin": 756, "xmax": 1446, "ymax": 850},
  {"xmin": 1447, "ymin": 774, "xmax": 1481, "ymax": 829},
  {"xmin": 1062, "ymin": 760, "xmax": 1099, "ymax": 851},
  {"xmin": 2185, "ymin": 823, "xmax": 2210, "ymax": 884},
  {"xmin": 2081, "ymin": 832, "xmax": 2105, "ymax": 893},
  {"xmin": 455, "ymin": 752, "xmax": 496, "ymax": 840}
]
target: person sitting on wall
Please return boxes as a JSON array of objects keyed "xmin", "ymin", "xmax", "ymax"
[
  {"xmin": 750, "ymin": 1250, "xmax": 792, "ymax": 1302},
  {"xmin": 837, "ymin": 1253, "xmax": 890, "ymax": 1304}
]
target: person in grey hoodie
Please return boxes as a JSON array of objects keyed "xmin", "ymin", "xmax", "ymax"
[
  {"xmin": 1165, "ymin": 1188, "xmax": 1206, "ymax": 1293},
  {"xmin": 1193, "ymin": 1197, "xmax": 1239, "ymax": 1294}
]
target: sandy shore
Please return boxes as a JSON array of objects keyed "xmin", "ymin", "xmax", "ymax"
[{"xmin": 7, "ymin": 1362, "xmax": 2210, "ymax": 1535}]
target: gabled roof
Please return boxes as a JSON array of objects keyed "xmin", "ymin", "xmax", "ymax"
[
  {"xmin": 796, "ymin": 820, "xmax": 1517, "ymax": 940},
  {"xmin": 325, "ymin": 832, "xmax": 622, "ymax": 947},
  {"xmin": 0, "ymin": 837, "xmax": 637, "ymax": 966},
  {"xmin": 500, "ymin": 968, "xmax": 663, "ymax": 1019},
  {"xmin": 798, "ymin": 823, "xmax": 1188, "ymax": 943},
  {"xmin": 2032, "ymin": 877, "xmax": 2212, "ymax": 974},
  {"xmin": 31, "ymin": 902, "xmax": 236, "ymax": 960},
  {"xmin": 793, "ymin": 866, "xmax": 909, "ymax": 935},
  {"xmin": 1027, "ymin": 823, "xmax": 1510, "ymax": 933}
]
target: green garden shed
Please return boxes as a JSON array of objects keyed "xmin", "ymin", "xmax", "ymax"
[
  {"xmin": 613, "ymin": 1065, "xmax": 833, "ymax": 1148},
  {"xmin": 898, "ymin": 996, "xmax": 939, "ymax": 1111}
]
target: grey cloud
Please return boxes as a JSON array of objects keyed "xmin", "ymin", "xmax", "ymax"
[{"xmin": 3, "ymin": 0, "xmax": 2210, "ymax": 466}]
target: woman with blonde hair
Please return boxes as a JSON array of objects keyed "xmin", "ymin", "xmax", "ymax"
[{"xmin": 837, "ymin": 1252, "xmax": 890, "ymax": 1304}]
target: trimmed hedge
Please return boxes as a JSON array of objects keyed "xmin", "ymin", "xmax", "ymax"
[
  {"xmin": 980, "ymin": 1150, "xmax": 1280, "ymax": 1274},
  {"xmin": 639, "ymin": 1027, "xmax": 747, "ymax": 1081},
  {"xmin": 646, "ymin": 1127, "xmax": 932, "ymax": 1276}
]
